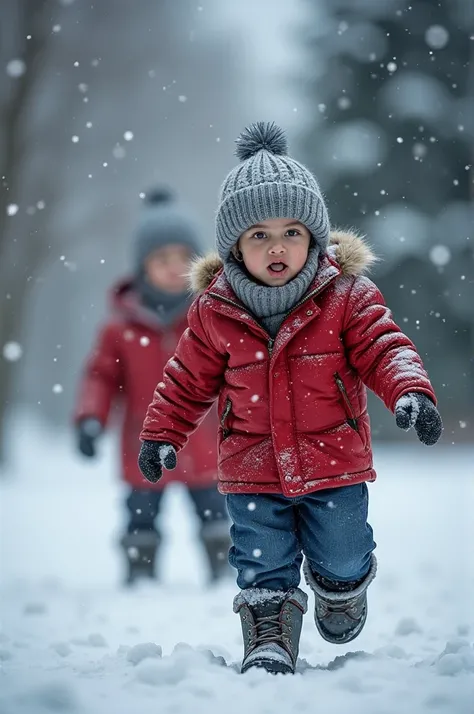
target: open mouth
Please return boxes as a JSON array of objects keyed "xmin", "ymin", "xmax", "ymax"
[{"xmin": 267, "ymin": 262, "xmax": 288, "ymax": 276}]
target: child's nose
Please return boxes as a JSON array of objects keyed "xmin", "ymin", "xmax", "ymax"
[{"xmin": 269, "ymin": 242, "xmax": 285, "ymax": 254}]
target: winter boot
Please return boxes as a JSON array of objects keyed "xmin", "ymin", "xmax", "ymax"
[
  {"xmin": 119, "ymin": 530, "xmax": 161, "ymax": 585},
  {"xmin": 233, "ymin": 587, "xmax": 308, "ymax": 674},
  {"xmin": 200, "ymin": 521, "xmax": 231, "ymax": 582},
  {"xmin": 303, "ymin": 554, "xmax": 377, "ymax": 644}
]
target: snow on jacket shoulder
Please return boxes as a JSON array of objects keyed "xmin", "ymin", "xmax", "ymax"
[{"xmin": 141, "ymin": 231, "xmax": 436, "ymax": 497}]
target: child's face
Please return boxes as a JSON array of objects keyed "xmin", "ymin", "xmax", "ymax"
[
  {"xmin": 144, "ymin": 244, "xmax": 191, "ymax": 294},
  {"xmin": 237, "ymin": 219, "xmax": 311, "ymax": 286}
]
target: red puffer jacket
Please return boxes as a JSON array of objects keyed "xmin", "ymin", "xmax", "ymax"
[
  {"xmin": 75, "ymin": 280, "xmax": 218, "ymax": 489},
  {"xmin": 141, "ymin": 232, "xmax": 437, "ymax": 497}
]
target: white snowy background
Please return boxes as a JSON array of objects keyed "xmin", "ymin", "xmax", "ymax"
[{"xmin": 1, "ymin": 415, "xmax": 473, "ymax": 714}]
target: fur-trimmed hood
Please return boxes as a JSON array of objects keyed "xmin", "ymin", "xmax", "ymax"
[{"xmin": 189, "ymin": 230, "xmax": 377, "ymax": 295}]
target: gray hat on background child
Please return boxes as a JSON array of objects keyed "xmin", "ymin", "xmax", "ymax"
[
  {"xmin": 133, "ymin": 187, "xmax": 204, "ymax": 324},
  {"xmin": 134, "ymin": 187, "xmax": 203, "ymax": 273},
  {"xmin": 215, "ymin": 122, "xmax": 330, "ymax": 262}
]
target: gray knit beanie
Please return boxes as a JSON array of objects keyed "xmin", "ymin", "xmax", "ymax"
[
  {"xmin": 134, "ymin": 187, "xmax": 203, "ymax": 273},
  {"xmin": 215, "ymin": 122, "xmax": 330, "ymax": 261}
]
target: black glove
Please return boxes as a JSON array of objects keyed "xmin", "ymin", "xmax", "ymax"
[
  {"xmin": 395, "ymin": 393, "xmax": 442, "ymax": 446},
  {"xmin": 77, "ymin": 417, "xmax": 103, "ymax": 458},
  {"xmin": 138, "ymin": 440, "xmax": 177, "ymax": 484}
]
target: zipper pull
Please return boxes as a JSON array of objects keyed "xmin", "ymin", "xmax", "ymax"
[
  {"xmin": 334, "ymin": 372, "xmax": 359, "ymax": 432},
  {"xmin": 268, "ymin": 338, "xmax": 274, "ymax": 356},
  {"xmin": 334, "ymin": 374, "xmax": 344, "ymax": 390}
]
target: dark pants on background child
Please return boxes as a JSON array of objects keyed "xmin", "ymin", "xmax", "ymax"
[
  {"xmin": 226, "ymin": 483, "xmax": 375, "ymax": 590},
  {"xmin": 121, "ymin": 486, "xmax": 230, "ymax": 584}
]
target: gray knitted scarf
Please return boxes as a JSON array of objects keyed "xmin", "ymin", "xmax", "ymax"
[
  {"xmin": 135, "ymin": 275, "xmax": 190, "ymax": 327},
  {"xmin": 224, "ymin": 243, "xmax": 320, "ymax": 337}
]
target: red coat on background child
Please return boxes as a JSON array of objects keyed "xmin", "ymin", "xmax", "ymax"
[{"xmin": 75, "ymin": 277, "xmax": 218, "ymax": 490}]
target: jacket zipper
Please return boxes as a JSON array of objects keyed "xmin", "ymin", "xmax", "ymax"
[
  {"xmin": 334, "ymin": 372, "xmax": 359, "ymax": 432},
  {"xmin": 208, "ymin": 274, "xmax": 336, "ymax": 357},
  {"xmin": 285, "ymin": 276, "xmax": 336, "ymax": 316},
  {"xmin": 220, "ymin": 397, "xmax": 233, "ymax": 438}
]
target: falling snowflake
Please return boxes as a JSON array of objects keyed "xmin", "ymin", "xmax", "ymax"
[
  {"xmin": 52, "ymin": 384, "xmax": 63, "ymax": 394},
  {"xmin": 140, "ymin": 336, "xmax": 150, "ymax": 347},
  {"xmin": 6, "ymin": 59, "xmax": 26, "ymax": 78},
  {"xmin": 247, "ymin": 502, "xmax": 256, "ymax": 512},
  {"xmin": 337, "ymin": 96, "xmax": 351, "ymax": 110},
  {"xmin": 425, "ymin": 25, "xmax": 449, "ymax": 50},
  {"xmin": 6, "ymin": 204, "xmax": 18, "ymax": 216},
  {"xmin": 429, "ymin": 245, "xmax": 451, "ymax": 267},
  {"xmin": 412, "ymin": 143, "xmax": 427, "ymax": 160},
  {"xmin": 112, "ymin": 144, "xmax": 126, "ymax": 159},
  {"xmin": 243, "ymin": 568, "xmax": 256, "ymax": 582},
  {"xmin": 124, "ymin": 131, "xmax": 134, "ymax": 141},
  {"xmin": 3, "ymin": 342, "xmax": 23, "ymax": 362}
]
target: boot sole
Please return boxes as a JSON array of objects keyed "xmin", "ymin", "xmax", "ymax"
[{"xmin": 241, "ymin": 659, "xmax": 294, "ymax": 675}]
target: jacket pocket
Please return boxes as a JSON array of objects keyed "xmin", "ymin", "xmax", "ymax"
[
  {"xmin": 334, "ymin": 372, "xmax": 359, "ymax": 433},
  {"xmin": 220, "ymin": 397, "xmax": 233, "ymax": 439}
]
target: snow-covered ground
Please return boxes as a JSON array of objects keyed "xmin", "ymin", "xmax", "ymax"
[{"xmin": 1, "ymin": 414, "xmax": 473, "ymax": 714}]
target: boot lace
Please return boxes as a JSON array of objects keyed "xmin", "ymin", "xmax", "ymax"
[
  {"xmin": 319, "ymin": 593, "xmax": 363, "ymax": 621},
  {"xmin": 253, "ymin": 614, "xmax": 285, "ymax": 646}
]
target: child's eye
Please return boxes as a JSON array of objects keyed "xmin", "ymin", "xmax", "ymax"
[
  {"xmin": 252, "ymin": 231, "xmax": 267, "ymax": 240},
  {"xmin": 286, "ymin": 229, "xmax": 300, "ymax": 237}
]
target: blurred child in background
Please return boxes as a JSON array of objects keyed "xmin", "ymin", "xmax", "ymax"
[{"xmin": 74, "ymin": 188, "xmax": 230, "ymax": 585}]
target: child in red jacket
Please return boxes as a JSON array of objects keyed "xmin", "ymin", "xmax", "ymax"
[
  {"xmin": 138, "ymin": 125, "xmax": 442, "ymax": 673},
  {"xmin": 75, "ymin": 189, "xmax": 230, "ymax": 585}
]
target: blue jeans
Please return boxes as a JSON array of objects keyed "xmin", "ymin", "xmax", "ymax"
[{"xmin": 226, "ymin": 484, "xmax": 375, "ymax": 591}]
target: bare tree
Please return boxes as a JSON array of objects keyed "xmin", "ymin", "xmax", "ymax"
[{"xmin": 0, "ymin": 0, "xmax": 55, "ymax": 463}]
